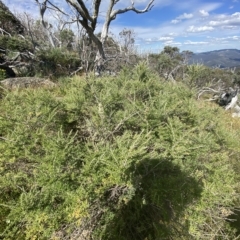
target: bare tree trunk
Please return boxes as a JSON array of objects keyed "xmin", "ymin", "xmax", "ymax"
[
  {"xmin": 93, "ymin": 1, "xmax": 114, "ymax": 74},
  {"xmin": 36, "ymin": 0, "xmax": 56, "ymax": 48}
]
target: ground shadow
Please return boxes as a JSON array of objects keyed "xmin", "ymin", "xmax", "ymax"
[
  {"xmin": 227, "ymin": 208, "xmax": 240, "ymax": 237},
  {"xmin": 100, "ymin": 158, "xmax": 203, "ymax": 240}
]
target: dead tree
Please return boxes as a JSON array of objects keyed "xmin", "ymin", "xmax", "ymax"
[
  {"xmin": 37, "ymin": 0, "xmax": 154, "ymax": 73},
  {"xmin": 35, "ymin": 0, "xmax": 56, "ymax": 48},
  {"xmin": 197, "ymin": 86, "xmax": 240, "ymax": 117}
]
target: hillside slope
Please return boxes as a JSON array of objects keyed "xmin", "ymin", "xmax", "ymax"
[{"xmin": 189, "ymin": 49, "xmax": 240, "ymax": 68}]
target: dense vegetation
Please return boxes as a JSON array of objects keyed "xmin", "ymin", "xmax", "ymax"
[
  {"xmin": 1, "ymin": 63, "xmax": 240, "ymax": 239},
  {"xmin": 1, "ymin": 1, "xmax": 240, "ymax": 239}
]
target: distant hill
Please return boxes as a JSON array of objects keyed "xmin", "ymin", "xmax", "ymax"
[{"xmin": 189, "ymin": 49, "xmax": 240, "ymax": 68}]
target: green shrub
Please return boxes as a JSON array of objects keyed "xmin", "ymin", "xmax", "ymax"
[
  {"xmin": 35, "ymin": 48, "xmax": 82, "ymax": 78},
  {"xmin": 185, "ymin": 64, "xmax": 237, "ymax": 89},
  {"xmin": 0, "ymin": 64, "xmax": 240, "ymax": 239},
  {"xmin": 185, "ymin": 64, "xmax": 210, "ymax": 87},
  {"xmin": 0, "ymin": 68, "xmax": 6, "ymax": 80},
  {"xmin": 0, "ymin": 35, "xmax": 32, "ymax": 52}
]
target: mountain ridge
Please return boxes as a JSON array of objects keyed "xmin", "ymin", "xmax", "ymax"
[{"xmin": 189, "ymin": 49, "xmax": 240, "ymax": 68}]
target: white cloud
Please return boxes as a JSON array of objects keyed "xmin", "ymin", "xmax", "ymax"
[
  {"xmin": 171, "ymin": 19, "xmax": 181, "ymax": 24},
  {"xmin": 145, "ymin": 37, "xmax": 160, "ymax": 42},
  {"xmin": 145, "ymin": 38, "xmax": 152, "ymax": 42},
  {"xmin": 158, "ymin": 36, "xmax": 174, "ymax": 41},
  {"xmin": 164, "ymin": 41, "xmax": 182, "ymax": 46},
  {"xmin": 163, "ymin": 40, "xmax": 173, "ymax": 45},
  {"xmin": 168, "ymin": 32, "xmax": 178, "ymax": 36},
  {"xmin": 171, "ymin": 12, "xmax": 193, "ymax": 24},
  {"xmin": 222, "ymin": 25, "xmax": 238, "ymax": 29},
  {"xmin": 184, "ymin": 40, "xmax": 208, "ymax": 45},
  {"xmin": 232, "ymin": 12, "xmax": 240, "ymax": 17},
  {"xmin": 212, "ymin": 36, "xmax": 240, "ymax": 41},
  {"xmin": 209, "ymin": 12, "xmax": 240, "ymax": 27},
  {"xmin": 178, "ymin": 13, "xmax": 194, "ymax": 19},
  {"xmin": 187, "ymin": 25, "xmax": 214, "ymax": 32},
  {"xmin": 208, "ymin": 21, "xmax": 220, "ymax": 26},
  {"xmin": 199, "ymin": 10, "xmax": 209, "ymax": 17}
]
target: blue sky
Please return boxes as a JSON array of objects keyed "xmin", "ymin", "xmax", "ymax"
[{"xmin": 2, "ymin": 0, "xmax": 240, "ymax": 53}]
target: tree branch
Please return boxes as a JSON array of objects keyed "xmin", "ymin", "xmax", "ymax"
[
  {"xmin": 92, "ymin": 0, "xmax": 101, "ymax": 30},
  {"xmin": 47, "ymin": 0, "xmax": 69, "ymax": 16},
  {"xmin": 68, "ymin": 0, "xmax": 93, "ymax": 22},
  {"xmin": 110, "ymin": 0, "xmax": 154, "ymax": 20}
]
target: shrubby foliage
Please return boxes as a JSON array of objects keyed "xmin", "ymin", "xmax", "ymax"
[
  {"xmin": 0, "ymin": 69, "xmax": 6, "ymax": 80},
  {"xmin": 148, "ymin": 46, "xmax": 189, "ymax": 81},
  {"xmin": 35, "ymin": 48, "xmax": 81, "ymax": 78},
  {"xmin": 0, "ymin": 35, "xmax": 32, "ymax": 52},
  {"xmin": 147, "ymin": 46, "xmax": 240, "ymax": 90},
  {"xmin": 1, "ymin": 64, "xmax": 240, "ymax": 239}
]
